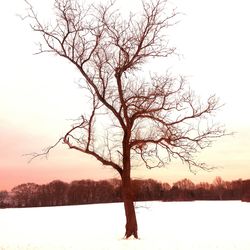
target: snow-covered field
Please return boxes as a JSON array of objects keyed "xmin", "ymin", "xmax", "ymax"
[{"xmin": 0, "ymin": 201, "xmax": 249, "ymax": 250}]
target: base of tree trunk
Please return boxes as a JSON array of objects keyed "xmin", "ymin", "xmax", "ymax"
[
  {"xmin": 124, "ymin": 227, "xmax": 138, "ymax": 239},
  {"xmin": 122, "ymin": 187, "xmax": 138, "ymax": 239},
  {"xmin": 123, "ymin": 199, "xmax": 138, "ymax": 239}
]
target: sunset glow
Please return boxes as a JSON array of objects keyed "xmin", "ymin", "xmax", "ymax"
[{"xmin": 1, "ymin": 0, "xmax": 250, "ymax": 191}]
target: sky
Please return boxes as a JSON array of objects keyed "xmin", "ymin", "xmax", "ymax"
[{"xmin": 1, "ymin": 0, "xmax": 250, "ymax": 191}]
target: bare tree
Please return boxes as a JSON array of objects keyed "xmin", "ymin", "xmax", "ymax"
[
  {"xmin": 212, "ymin": 176, "xmax": 226, "ymax": 200},
  {"xmin": 173, "ymin": 179, "xmax": 195, "ymax": 190},
  {"xmin": 24, "ymin": 0, "xmax": 226, "ymax": 238}
]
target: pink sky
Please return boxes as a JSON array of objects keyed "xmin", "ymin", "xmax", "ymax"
[{"xmin": 1, "ymin": 0, "xmax": 250, "ymax": 191}]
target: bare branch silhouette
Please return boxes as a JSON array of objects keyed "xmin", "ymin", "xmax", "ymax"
[{"xmin": 23, "ymin": 0, "xmax": 227, "ymax": 239}]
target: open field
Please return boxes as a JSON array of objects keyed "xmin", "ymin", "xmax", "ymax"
[{"xmin": 0, "ymin": 201, "xmax": 249, "ymax": 249}]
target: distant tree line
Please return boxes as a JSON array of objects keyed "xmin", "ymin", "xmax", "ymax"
[{"xmin": 1, "ymin": 177, "xmax": 250, "ymax": 208}]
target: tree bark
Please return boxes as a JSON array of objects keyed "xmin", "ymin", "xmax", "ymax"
[
  {"xmin": 121, "ymin": 129, "xmax": 138, "ymax": 239},
  {"xmin": 122, "ymin": 174, "xmax": 138, "ymax": 239}
]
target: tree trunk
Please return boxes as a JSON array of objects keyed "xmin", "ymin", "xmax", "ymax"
[
  {"xmin": 121, "ymin": 129, "xmax": 138, "ymax": 238},
  {"xmin": 122, "ymin": 177, "xmax": 138, "ymax": 239}
]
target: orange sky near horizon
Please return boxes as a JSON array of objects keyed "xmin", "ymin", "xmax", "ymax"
[{"xmin": 1, "ymin": 0, "xmax": 250, "ymax": 191}]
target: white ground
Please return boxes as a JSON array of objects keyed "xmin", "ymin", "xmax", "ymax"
[{"xmin": 0, "ymin": 201, "xmax": 249, "ymax": 250}]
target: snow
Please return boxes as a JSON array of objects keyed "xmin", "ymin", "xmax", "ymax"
[{"xmin": 0, "ymin": 201, "xmax": 249, "ymax": 250}]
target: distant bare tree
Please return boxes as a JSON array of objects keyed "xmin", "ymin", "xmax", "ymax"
[
  {"xmin": 213, "ymin": 176, "xmax": 226, "ymax": 200},
  {"xmin": 173, "ymin": 178, "xmax": 195, "ymax": 190},
  {"xmin": 24, "ymin": 0, "xmax": 226, "ymax": 238},
  {"xmin": 46, "ymin": 180, "xmax": 69, "ymax": 206},
  {"xmin": 0, "ymin": 191, "xmax": 9, "ymax": 208},
  {"xmin": 11, "ymin": 183, "xmax": 39, "ymax": 207}
]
